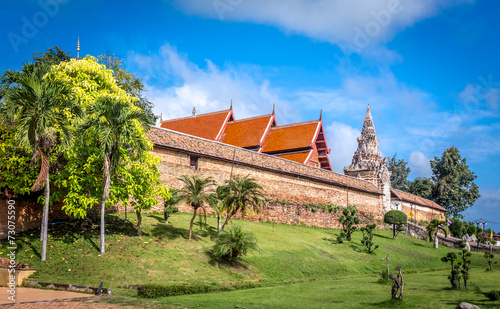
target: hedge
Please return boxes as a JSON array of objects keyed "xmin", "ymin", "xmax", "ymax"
[{"xmin": 137, "ymin": 282, "xmax": 261, "ymax": 298}]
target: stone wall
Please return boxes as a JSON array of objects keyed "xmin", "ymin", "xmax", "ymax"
[
  {"xmin": 149, "ymin": 145, "xmax": 385, "ymax": 228},
  {"xmin": 401, "ymin": 202, "xmax": 445, "ymax": 223}
]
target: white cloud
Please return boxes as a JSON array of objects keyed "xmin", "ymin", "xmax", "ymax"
[
  {"xmin": 409, "ymin": 151, "xmax": 432, "ymax": 177},
  {"xmin": 172, "ymin": 0, "xmax": 472, "ymax": 58},
  {"xmin": 128, "ymin": 44, "xmax": 294, "ymax": 123},
  {"xmin": 325, "ymin": 122, "xmax": 360, "ymax": 173}
]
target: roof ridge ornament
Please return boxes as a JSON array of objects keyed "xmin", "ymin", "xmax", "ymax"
[
  {"xmin": 192, "ymin": 106, "xmax": 197, "ymax": 117},
  {"xmin": 272, "ymin": 103, "xmax": 275, "ymax": 115},
  {"xmin": 319, "ymin": 109, "xmax": 322, "ymax": 121},
  {"xmin": 230, "ymin": 99, "xmax": 233, "ymax": 110}
]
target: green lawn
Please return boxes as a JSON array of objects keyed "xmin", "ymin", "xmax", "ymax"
[{"xmin": 1, "ymin": 212, "xmax": 497, "ymax": 308}]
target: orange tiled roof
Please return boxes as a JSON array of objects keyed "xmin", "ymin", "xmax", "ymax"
[
  {"xmin": 159, "ymin": 109, "xmax": 232, "ymax": 141},
  {"xmin": 391, "ymin": 189, "xmax": 447, "ymax": 212},
  {"xmin": 275, "ymin": 150, "xmax": 311, "ymax": 164},
  {"xmin": 220, "ymin": 114, "xmax": 274, "ymax": 149},
  {"xmin": 262, "ymin": 120, "xmax": 320, "ymax": 153}
]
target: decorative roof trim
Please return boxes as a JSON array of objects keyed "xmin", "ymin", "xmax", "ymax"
[
  {"xmin": 259, "ymin": 114, "xmax": 276, "ymax": 147},
  {"xmin": 304, "ymin": 149, "xmax": 314, "ymax": 165},
  {"xmin": 215, "ymin": 110, "xmax": 234, "ymax": 141},
  {"xmin": 160, "ymin": 109, "xmax": 231, "ymax": 124}
]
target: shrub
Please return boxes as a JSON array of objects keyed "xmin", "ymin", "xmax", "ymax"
[
  {"xmin": 384, "ymin": 210, "xmax": 407, "ymax": 240},
  {"xmin": 212, "ymin": 225, "xmax": 258, "ymax": 261},
  {"xmin": 442, "ymin": 252, "xmax": 460, "ymax": 289},
  {"xmin": 137, "ymin": 282, "xmax": 261, "ymax": 298},
  {"xmin": 337, "ymin": 206, "xmax": 360, "ymax": 243},
  {"xmin": 484, "ymin": 252, "xmax": 496, "ymax": 271},
  {"xmin": 484, "ymin": 290, "xmax": 500, "ymax": 301},
  {"xmin": 360, "ymin": 223, "xmax": 379, "ymax": 253}
]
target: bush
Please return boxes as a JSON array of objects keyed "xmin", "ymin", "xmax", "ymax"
[
  {"xmin": 484, "ymin": 290, "xmax": 500, "ymax": 301},
  {"xmin": 212, "ymin": 225, "xmax": 258, "ymax": 261},
  {"xmin": 384, "ymin": 210, "xmax": 407, "ymax": 240},
  {"xmin": 137, "ymin": 282, "xmax": 261, "ymax": 298},
  {"xmin": 337, "ymin": 206, "xmax": 360, "ymax": 243}
]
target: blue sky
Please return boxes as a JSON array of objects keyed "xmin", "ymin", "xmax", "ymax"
[{"xmin": 2, "ymin": 0, "xmax": 499, "ymax": 230}]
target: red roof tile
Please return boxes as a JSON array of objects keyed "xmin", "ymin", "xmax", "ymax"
[
  {"xmin": 262, "ymin": 121, "xmax": 320, "ymax": 153},
  {"xmin": 275, "ymin": 150, "xmax": 311, "ymax": 164},
  {"xmin": 159, "ymin": 109, "xmax": 232, "ymax": 141},
  {"xmin": 391, "ymin": 189, "xmax": 447, "ymax": 212},
  {"xmin": 220, "ymin": 114, "xmax": 275, "ymax": 148}
]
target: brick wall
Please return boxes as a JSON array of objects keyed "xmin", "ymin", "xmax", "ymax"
[{"xmin": 149, "ymin": 146, "xmax": 385, "ymax": 228}]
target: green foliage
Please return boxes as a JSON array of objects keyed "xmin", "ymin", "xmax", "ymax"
[
  {"xmin": 178, "ymin": 175, "xmax": 216, "ymax": 240},
  {"xmin": 484, "ymin": 252, "xmax": 496, "ymax": 271},
  {"xmin": 337, "ymin": 206, "xmax": 360, "ymax": 243},
  {"xmin": 408, "ymin": 177, "xmax": 434, "ymax": 200},
  {"xmin": 384, "ymin": 210, "xmax": 407, "ymax": 240},
  {"xmin": 441, "ymin": 252, "xmax": 460, "ymax": 289},
  {"xmin": 449, "ymin": 218, "xmax": 466, "ymax": 238},
  {"xmin": 304, "ymin": 203, "xmax": 340, "ymax": 214},
  {"xmin": 31, "ymin": 46, "xmax": 71, "ymax": 66},
  {"xmin": 360, "ymin": 223, "xmax": 379, "ymax": 253},
  {"xmin": 164, "ymin": 188, "xmax": 181, "ymax": 223},
  {"xmin": 98, "ymin": 53, "xmax": 157, "ymax": 123},
  {"xmin": 431, "ymin": 146, "xmax": 480, "ymax": 218},
  {"xmin": 274, "ymin": 198, "xmax": 290, "ymax": 205},
  {"xmin": 222, "ymin": 175, "xmax": 265, "ymax": 229},
  {"xmin": 212, "ymin": 225, "xmax": 258, "ymax": 261},
  {"xmin": 459, "ymin": 249, "xmax": 472, "ymax": 288},
  {"xmin": 484, "ymin": 289, "xmax": 500, "ymax": 301},
  {"xmin": 464, "ymin": 221, "xmax": 477, "ymax": 236},
  {"xmin": 387, "ymin": 154, "xmax": 411, "ymax": 191},
  {"xmin": 137, "ymin": 282, "xmax": 261, "ymax": 298},
  {"xmin": 426, "ymin": 219, "xmax": 448, "ymax": 246}
]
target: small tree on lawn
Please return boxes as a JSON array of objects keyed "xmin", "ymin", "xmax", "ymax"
[
  {"xmin": 484, "ymin": 252, "xmax": 496, "ymax": 271},
  {"xmin": 337, "ymin": 206, "xmax": 360, "ymax": 243},
  {"xmin": 383, "ymin": 210, "xmax": 407, "ymax": 240},
  {"xmin": 427, "ymin": 219, "xmax": 448, "ymax": 249},
  {"xmin": 459, "ymin": 248, "xmax": 471, "ymax": 288},
  {"xmin": 221, "ymin": 175, "xmax": 265, "ymax": 230},
  {"xmin": 177, "ymin": 175, "xmax": 215, "ymax": 241},
  {"xmin": 207, "ymin": 185, "xmax": 229, "ymax": 233},
  {"xmin": 212, "ymin": 225, "xmax": 258, "ymax": 261},
  {"xmin": 360, "ymin": 223, "xmax": 379, "ymax": 253},
  {"xmin": 442, "ymin": 252, "xmax": 460, "ymax": 289}
]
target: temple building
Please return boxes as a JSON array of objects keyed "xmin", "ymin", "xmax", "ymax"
[{"xmin": 159, "ymin": 105, "xmax": 332, "ymax": 170}]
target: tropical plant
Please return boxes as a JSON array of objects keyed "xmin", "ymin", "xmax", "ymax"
[
  {"xmin": 207, "ymin": 185, "xmax": 230, "ymax": 232},
  {"xmin": 1, "ymin": 63, "xmax": 74, "ymax": 262},
  {"xmin": 221, "ymin": 175, "xmax": 265, "ymax": 230},
  {"xmin": 441, "ymin": 252, "xmax": 460, "ymax": 289},
  {"xmin": 177, "ymin": 175, "xmax": 215, "ymax": 240},
  {"xmin": 337, "ymin": 206, "xmax": 360, "ymax": 243},
  {"xmin": 163, "ymin": 188, "xmax": 181, "ymax": 224},
  {"xmin": 426, "ymin": 219, "xmax": 448, "ymax": 249},
  {"xmin": 360, "ymin": 223, "xmax": 379, "ymax": 253},
  {"xmin": 212, "ymin": 225, "xmax": 258, "ymax": 261},
  {"xmin": 383, "ymin": 210, "xmax": 407, "ymax": 240},
  {"xmin": 77, "ymin": 96, "xmax": 152, "ymax": 252}
]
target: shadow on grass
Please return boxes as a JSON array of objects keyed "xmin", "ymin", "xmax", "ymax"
[
  {"xmin": 373, "ymin": 233, "xmax": 394, "ymax": 240},
  {"xmin": 150, "ymin": 223, "xmax": 189, "ymax": 240},
  {"xmin": 205, "ymin": 250, "xmax": 250, "ymax": 270},
  {"xmin": 322, "ymin": 237, "xmax": 340, "ymax": 245},
  {"xmin": 148, "ymin": 214, "xmax": 166, "ymax": 223}
]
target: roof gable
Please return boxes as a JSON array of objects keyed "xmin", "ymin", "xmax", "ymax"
[
  {"xmin": 220, "ymin": 114, "xmax": 275, "ymax": 149},
  {"xmin": 159, "ymin": 109, "xmax": 233, "ymax": 141},
  {"xmin": 262, "ymin": 120, "xmax": 320, "ymax": 153}
]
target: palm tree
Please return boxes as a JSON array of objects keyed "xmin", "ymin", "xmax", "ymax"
[
  {"xmin": 163, "ymin": 188, "xmax": 181, "ymax": 223},
  {"xmin": 426, "ymin": 218, "xmax": 448, "ymax": 249},
  {"xmin": 1, "ymin": 63, "xmax": 73, "ymax": 262},
  {"xmin": 207, "ymin": 185, "xmax": 229, "ymax": 233},
  {"xmin": 177, "ymin": 175, "xmax": 215, "ymax": 240},
  {"xmin": 221, "ymin": 175, "xmax": 265, "ymax": 230},
  {"xmin": 77, "ymin": 96, "xmax": 151, "ymax": 253}
]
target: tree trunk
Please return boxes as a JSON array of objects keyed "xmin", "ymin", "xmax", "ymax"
[
  {"xmin": 433, "ymin": 231, "xmax": 439, "ymax": 248},
  {"xmin": 136, "ymin": 210, "xmax": 142, "ymax": 236},
  {"xmin": 393, "ymin": 224, "xmax": 396, "ymax": 240},
  {"xmin": 100, "ymin": 156, "xmax": 111, "ymax": 255},
  {"xmin": 164, "ymin": 207, "xmax": 168, "ymax": 223},
  {"xmin": 188, "ymin": 206, "xmax": 198, "ymax": 241},
  {"xmin": 221, "ymin": 211, "xmax": 234, "ymax": 230},
  {"xmin": 217, "ymin": 215, "xmax": 221, "ymax": 233},
  {"xmin": 40, "ymin": 171, "xmax": 50, "ymax": 262}
]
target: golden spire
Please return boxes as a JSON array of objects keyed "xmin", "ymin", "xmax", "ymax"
[{"xmin": 77, "ymin": 36, "xmax": 80, "ymax": 59}]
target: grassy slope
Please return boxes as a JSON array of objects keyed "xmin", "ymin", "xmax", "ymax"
[{"xmin": 1, "ymin": 212, "xmax": 496, "ymax": 308}]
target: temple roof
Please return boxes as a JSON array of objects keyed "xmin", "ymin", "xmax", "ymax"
[
  {"xmin": 262, "ymin": 120, "xmax": 320, "ymax": 153},
  {"xmin": 159, "ymin": 109, "xmax": 233, "ymax": 141},
  {"xmin": 391, "ymin": 189, "xmax": 447, "ymax": 212},
  {"xmin": 275, "ymin": 150, "xmax": 312, "ymax": 164},
  {"xmin": 220, "ymin": 114, "xmax": 275, "ymax": 149}
]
